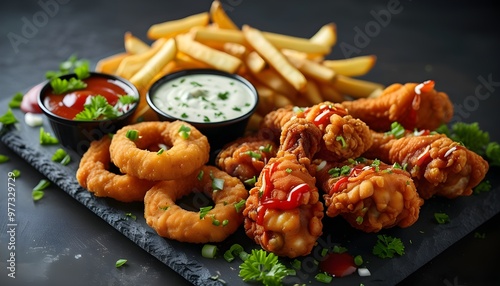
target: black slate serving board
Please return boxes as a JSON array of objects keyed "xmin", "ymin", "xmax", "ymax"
[{"xmin": 1, "ymin": 104, "xmax": 499, "ymax": 286}]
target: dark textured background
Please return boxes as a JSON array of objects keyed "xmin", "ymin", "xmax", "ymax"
[{"xmin": 1, "ymin": 0, "xmax": 499, "ymax": 285}]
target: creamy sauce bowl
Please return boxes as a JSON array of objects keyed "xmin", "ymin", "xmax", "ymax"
[{"xmin": 147, "ymin": 69, "xmax": 259, "ymax": 152}]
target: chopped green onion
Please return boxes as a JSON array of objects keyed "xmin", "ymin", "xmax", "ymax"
[
  {"xmin": 223, "ymin": 244, "xmax": 245, "ymax": 262},
  {"xmin": 243, "ymin": 176, "xmax": 256, "ymax": 187},
  {"xmin": 332, "ymin": 245, "xmax": 348, "ymax": 254},
  {"xmin": 157, "ymin": 148, "xmax": 165, "ymax": 155},
  {"xmin": 434, "ymin": 212, "xmax": 450, "ymax": 224},
  {"xmin": 0, "ymin": 109, "xmax": 18, "ymax": 125},
  {"xmin": 354, "ymin": 255, "xmax": 363, "ymax": 266},
  {"xmin": 199, "ymin": 206, "xmax": 213, "ymax": 219},
  {"xmin": 33, "ymin": 179, "xmax": 50, "ymax": 192},
  {"xmin": 212, "ymin": 177, "xmax": 224, "ymax": 191},
  {"xmin": 125, "ymin": 213, "xmax": 136, "ymax": 220},
  {"xmin": 52, "ymin": 148, "xmax": 71, "ymax": 165},
  {"xmin": 115, "ymin": 259, "xmax": 127, "ymax": 268},
  {"xmin": 234, "ymin": 199, "xmax": 246, "ymax": 213},
  {"xmin": 0, "ymin": 154, "xmax": 9, "ymax": 163},
  {"xmin": 10, "ymin": 169, "xmax": 21, "ymax": 178},
  {"xmin": 201, "ymin": 244, "xmax": 218, "ymax": 259},
  {"xmin": 39, "ymin": 127, "xmax": 59, "ymax": 145},
  {"xmin": 245, "ymin": 150, "xmax": 262, "ymax": 159},
  {"xmin": 197, "ymin": 170, "xmax": 204, "ymax": 181},
  {"xmin": 336, "ymin": 135, "xmax": 347, "ymax": 148},
  {"xmin": 315, "ymin": 272, "xmax": 333, "ymax": 283},
  {"xmin": 126, "ymin": 129, "xmax": 139, "ymax": 141},
  {"xmin": 8, "ymin": 92, "xmax": 24, "ymax": 108},
  {"xmin": 387, "ymin": 121, "xmax": 406, "ymax": 139},
  {"xmin": 178, "ymin": 125, "xmax": 191, "ymax": 139},
  {"xmin": 32, "ymin": 190, "xmax": 45, "ymax": 201}
]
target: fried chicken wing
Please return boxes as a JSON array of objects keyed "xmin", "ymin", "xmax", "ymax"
[
  {"xmin": 259, "ymin": 102, "xmax": 372, "ymax": 161},
  {"xmin": 244, "ymin": 118, "xmax": 324, "ymax": 258},
  {"xmin": 215, "ymin": 136, "xmax": 278, "ymax": 184},
  {"xmin": 314, "ymin": 158, "xmax": 423, "ymax": 232},
  {"xmin": 341, "ymin": 80, "xmax": 453, "ymax": 131},
  {"xmin": 364, "ymin": 132, "xmax": 489, "ymax": 199}
]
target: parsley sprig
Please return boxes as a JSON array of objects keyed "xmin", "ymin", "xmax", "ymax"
[
  {"xmin": 239, "ymin": 249, "xmax": 294, "ymax": 286},
  {"xmin": 372, "ymin": 234, "xmax": 405, "ymax": 258},
  {"xmin": 74, "ymin": 95, "xmax": 118, "ymax": 120},
  {"xmin": 48, "ymin": 55, "xmax": 90, "ymax": 94}
]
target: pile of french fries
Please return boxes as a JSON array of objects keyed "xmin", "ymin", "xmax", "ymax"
[{"xmin": 95, "ymin": 0, "xmax": 383, "ymax": 128}]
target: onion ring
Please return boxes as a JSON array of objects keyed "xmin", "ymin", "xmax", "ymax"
[
  {"xmin": 109, "ymin": 121, "xmax": 210, "ymax": 181},
  {"xmin": 144, "ymin": 166, "xmax": 248, "ymax": 243},
  {"xmin": 76, "ymin": 136, "xmax": 157, "ymax": 202}
]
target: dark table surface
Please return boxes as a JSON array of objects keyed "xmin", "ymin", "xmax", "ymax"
[{"xmin": 1, "ymin": 0, "xmax": 499, "ymax": 285}]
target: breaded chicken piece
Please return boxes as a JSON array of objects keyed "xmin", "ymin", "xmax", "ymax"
[
  {"xmin": 259, "ymin": 102, "xmax": 372, "ymax": 161},
  {"xmin": 364, "ymin": 132, "xmax": 489, "ymax": 199},
  {"xmin": 314, "ymin": 158, "xmax": 423, "ymax": 233},
  {"xmin": 215, "ymin": 136, "xmax": 278, "ymax": 184},
  {"xmin": 244, "ymin": 118, "xmax": 324, "ymax": 258},
  {"xmin": 341, "ymin": 80, "xmax": 453, "ymax": 132}
]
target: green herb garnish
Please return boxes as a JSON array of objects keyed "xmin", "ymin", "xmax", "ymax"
[
  {"xmin": 436, "ymin": 122, "xmax": 500, "ymax": 166},
  {"xmin": 201, "ymin": 244, "xmax": 218, "ymax": 259},
  {"xmin": 234, "ymin": 199, "xmax": 246, "ymax": 213},
  {"xmin": 0, "ymin": 155, "xmax": 9, "ymax": 163},
  {"xmin": 372, "ymin": 234, "xmax": 405, "ymax": 258},
  {"xmin": 52, "ymin": 148, "xmax": 71, "ymax": 165},
  {"xmin": 239, "ymin": 249, "xmax": 294, "ymax": 285},
  {"xmin": 32, "ymin": 179, "xmax": 51, "ymax": 201},
  {"xmin": 50, "ymin": 77, "xmax": 87, "ymax": 95},
  {"xmin": 74, "ymin": 95, "xmax": 118, "ymax": 120},
  {"xmin": 0, "ymin": 109, "xmax": 19, "ymax": 125},
  {"xmin": 178, "ymin": 124, "xmax": 191, "ymax": 139},
  {"xmin": 434, "ymin": 212, "xmax": 450, "ymax": 224},
  {"xmin": 115, "ymin": 259, "xmax": 127, "ymax": 268},
  {"xmin": 39, "ymin": 127, "xmax": 59, "ymax": 145},
  {"xmin": 386, "ymin": 121, "xmax": 406, "ymax": 139},
  {"xmin": 8, "ymin": 92, "xmax": 24, "ymax": 108},
  {"xmin": 126, "ymin": 129, "xmax": 139, "ymax": 141},
  {"xmin": 199, "ymin": 206, "xmax": 213, "ymax": 219}
]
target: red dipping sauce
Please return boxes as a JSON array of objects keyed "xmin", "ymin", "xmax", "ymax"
[{"xmin": 43, "ymin": 76, "xmax": 128, "ymax": 120}]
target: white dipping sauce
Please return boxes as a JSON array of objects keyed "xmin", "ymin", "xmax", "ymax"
[{"xmin": 151, "ymin": 73, "xmax": 256, "ymax": 123}]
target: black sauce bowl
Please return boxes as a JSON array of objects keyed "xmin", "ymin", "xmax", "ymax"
[
  {"xmin": 146, "ymin": 69, "xmax": 259, "ymax": 153},
  {"xmin": 38, "ymin": 72, "xmax": 139, "ymax": 155}
]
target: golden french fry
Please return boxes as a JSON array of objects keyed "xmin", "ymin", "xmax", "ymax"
[
  {"xmin": 175, "ymin": 52, "xmax": 212, "ymax": 70},
  {"xmin": 210, "ymin": 0, "xmax": 239, "ymax": 30},
  {"xmin": 332, "ymin": 75, "xmax": 385, "ymax": 98},
  {"xmin": 243, "ymin": 25, "xmax": 307, "ymax": 91},
  {"xmin": 222, "ymin": 42, "xmax": 247, "ymax": 59},
  {"xmin": 245, "ymin": 51, "xmax": 267, "ymax": 74},
  {"xmin": 124, "ymin": 32, "xmax": 150, "ymax": 54},
  {"xmin": 115, "ymin": 38, "xmax": 167, "ymax": 79},
  {"xmin": 302, "ymin": 80, "xmax": 323, "ymax": 105},
  {"xmin": 175, "ymin": 34, "xmax": 242, "ymax": 73},
  {"xmin": 194, "ymin": 27, "xmax": 330, "ymax": 55},
  {"xmin": 147, "ymin": 12, "xmax": 210, "ymax": 39},
  {"xmin": 284, "ymin": 51, "xmax": 336, "ymax": 83},
  {"xmin": 310, "ymin": 23, "xmax": 337, "ymax": 47},
  {"xmin": 251, "ymin": 68, "xmax": 298, "ymax": 97},
  {"xmin": 95, "ymin": 52, "xmax": 128, "ymax": 74},
  {"xmin": 130, "ymin": 38, "xmax": 177, "ymax": 90},
  {"xmin": 317, "ymin": 81, "xmax": 345, "ymax": 102},
  {"xmin": 322, "ymin": 55, "xmax": 377, "ymax": 77}
]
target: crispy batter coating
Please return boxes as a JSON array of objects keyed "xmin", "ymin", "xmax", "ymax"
[
  {"xmin": 76, "ymin": 136, "xmax": 156, "ymax": 202},
  {"xmin": 215, "ymin": 136, "xmax": 278, "ymax": 183},
  {"xmin": 315, "ymin": 158, "xmax": 423, "ymax": 232},
  {"xmin": 259, "ymin": 102, "xmax": 372, "ymax": 161},
  {"xmin": 341, "ymin": 81, "xmax": 453, "ymax": 131},
  {"xmin": 109, "ymin": 121, "xmax": 210, "ymax": 181},
  {"xmin": 144, "ymin": 166, "xmax": 248, "ymax": 243},
  {"xmin": 364, "ymin": 132, "xmax": 489, "ymax": 199},
  {"xmin": 244, "ymin": 119, "xmax": 324, "ymax": 258},
  {"xmin": 258, "ymin": 105, "xmax": 295, "ymax": 143}
]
